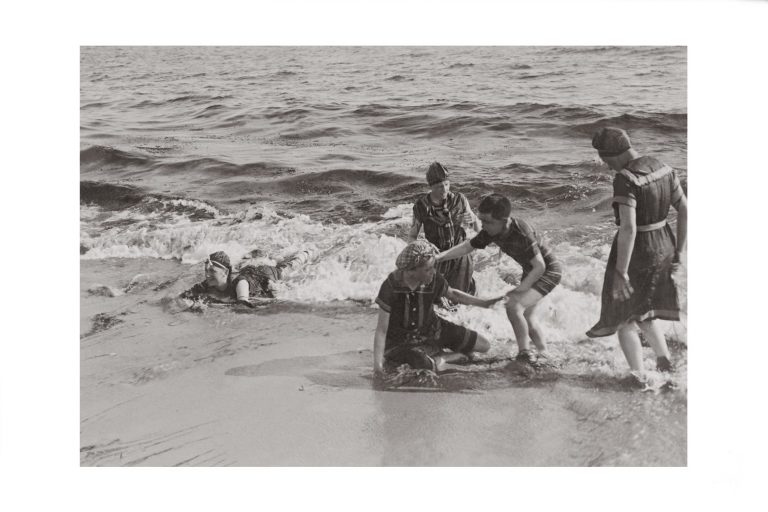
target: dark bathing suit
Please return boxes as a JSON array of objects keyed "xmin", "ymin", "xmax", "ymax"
[
  {"xmin": 376, "ymin": 270, "xmax": 478, "ymax": 366},
  {"xmin": 469, "ymin": 219, "xmax": 562, "ymax": 296},
  {"xmin": 181, "ymin": 263, "xmax": 287, "ymax": 301},
  {"xmin": 587, "ymin": 156, "xmax": 683, "ymax": 337}
]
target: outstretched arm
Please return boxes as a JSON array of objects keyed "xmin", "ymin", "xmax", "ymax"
[
  {"xmin": 373, "ymin": 309, "xmax": 390, "ymax": 375},
  {"xmin": 446, "ymin": 287, "xmax": 504, "ymax": 308},
  {"xmin": 436, "ymin": 240, "xmax": 475, "ymax": 263}
]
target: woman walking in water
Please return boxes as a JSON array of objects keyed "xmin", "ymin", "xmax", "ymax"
[{"xmin": 586, "ymin": 127, "xmax": 687, "ymax": 378}]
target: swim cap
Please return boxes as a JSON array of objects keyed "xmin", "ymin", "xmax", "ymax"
[
  {"xmin": 426, "ymin": 162, "xmax": 449, "ymax": 185},
  {"xmin": 592, "ymin": 127, "xmax": 632, "ymax": 157},
  {"xmin": 208, "ymin": 251, "xmax": 232, "ymax": 271},
  {"xmin": 396, "ymin": 240, "xmax": 439, "ymax": 271}
]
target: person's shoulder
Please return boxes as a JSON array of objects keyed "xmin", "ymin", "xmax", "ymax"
[
  {"xmin": 377, "ymin": 271, "xmax": 401, "ymax": 298},
  {"xmin": 413, "ymin": 193, "xmax": 430, "ymax": 213},
  {"xmin": 613, "ymin": 171, "xmax": 633, "ymax": 187},
  {"xmin": 470, "ymin": 229, "xmax": 492, "ymax": 245},
  {"xmin": 380, "ymin": 270, "xmax": 398, "ymax": 286},
  {"xmin": 626, "ymin": 155, "xmax": 666, "ymax": 173},
  {"xmin": 511, "ymin": 217, "xmax": 533, "ymax": 232},
  {"xmin": 453, "ymin": 191, "xmax": 470, "ymax": 206},
  {"xmin": 414, "ymin": 193, "xmax": 430, "ymax": 206},
  {"xmin": 510, "ymin": 218, "xmax": 540, "ymax": 241},
  {"xmin": 426, "ymin": 272, "xmax": 448, "ymax": 294}
]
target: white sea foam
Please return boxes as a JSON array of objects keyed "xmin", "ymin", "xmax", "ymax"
[{"xmin": 81, "ymin": 202, "xmax": 687, "ymax": 349}]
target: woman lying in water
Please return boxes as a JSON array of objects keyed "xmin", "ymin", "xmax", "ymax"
[{"xmin": 180, "ymin": 250, "xmax": 309, "ymax": 307}]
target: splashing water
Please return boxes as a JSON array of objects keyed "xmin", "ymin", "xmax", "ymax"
[{"xmin": 81, "ymin": 198, "xmax": 686, "ymax": 389}]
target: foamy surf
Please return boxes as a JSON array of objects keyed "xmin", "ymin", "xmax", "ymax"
[{"xmin": 80, "ymin": 198, "xmax": 687, "ymax": 381}]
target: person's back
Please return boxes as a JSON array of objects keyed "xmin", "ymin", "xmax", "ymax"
[
  {"xmin": 611, "ymin": 155, "xmax": 683, "ymax": 268},
  {"xmin": 614, "ymin": 156, "xmax": 680, "ymax": 226},
  {"xmin": 473, "ymin": 217, "xmax": 559, "ymax": 276},
  {"xmin": 587, "ymin": 127, "xmax": 687, "ymax": 377}
]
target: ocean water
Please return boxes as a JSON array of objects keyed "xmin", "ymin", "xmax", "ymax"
[{"xmin": 80, "ymin": 46, "xmax": 687, "ymax": 386}]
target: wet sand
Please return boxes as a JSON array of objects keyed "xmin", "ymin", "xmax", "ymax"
[{"xmin": 80, "ymin": 259, "xmax": 686, "ymax": 466}]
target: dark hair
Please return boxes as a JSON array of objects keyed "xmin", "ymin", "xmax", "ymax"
[{"xmin": 478, "ymin": 194, "xmax": 512, "ymax": 220}]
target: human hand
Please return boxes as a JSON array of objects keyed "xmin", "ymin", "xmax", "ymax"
[
  {"xmin": 483, "ymin": 296, "xmax": 506, "ymax": 308},
  {"xmin": 611, "ymin": 271, "xmax": 634, "ymax": 301},
  {"xmin": 671, "ymin": 251, "xmax": 683, "ymax": 275}
]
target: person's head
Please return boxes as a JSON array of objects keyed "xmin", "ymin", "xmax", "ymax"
[
  {"xmin": 204, "ymin": 251, "xmax": 232, "ymax": 288},
  {"xmin": 396, "ymin": 240, "xmax": 439, "ymax": 286},
  {"xmin": 426, "ymin": 162, "xmax": 450, "ymax": 201},
  {"xmin": 477, "ymin": 194, "xmax": 513, "ymax": 235},
  {"xmin": 592, "ymin": 127, "xmax": 639, "ymax": 171}
]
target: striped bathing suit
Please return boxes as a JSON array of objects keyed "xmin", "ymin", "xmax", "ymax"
[{"xmin": 413, "ymin": 191, "xmax": 476, "ymax": 294}]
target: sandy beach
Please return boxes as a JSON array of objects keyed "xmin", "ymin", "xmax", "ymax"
[{"xmin": 81, "ymin": 258, "xmax": 686, "ymax": 466}]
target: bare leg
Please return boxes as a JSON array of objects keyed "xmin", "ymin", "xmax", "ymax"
[
  {"xmin": 617, "ymin": 323, "xmax": 644, "ymax": 372},
  {"xmin": 505, "ymin": 289, "xmax": 545, "ymax": 353},
  {"xmin": 276, "ymin": 250, "xmax": 311, "ymax": 271},
  {"xmin": 435, "ymin": 333, "xmax": 491, "ymax": 371},
  {"xmin": 524, "ymin": 301, "xmax": 547, "ymax": 353},
  {"xmin": 506, "ymin": 301, "xmax": 530, "ymax": 352},
  {"xmin": 472, "ymin": 333, "xmax": 491, "ymax": 353},
  {"xmin": 434, "ymin": 352, "xmax": 469, "ymax": 371},
  {"xmin": 637, "ymin": 319, "xmax": 671, "ymax": 359}
]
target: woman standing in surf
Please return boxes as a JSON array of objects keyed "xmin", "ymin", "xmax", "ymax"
[
  {"xmin": 408, "ymin": 162, "xmax": 481, "ymax": 295},
  {"xmin": 586, "ymin": 128, "xmax": 687, "ymax": 377}
]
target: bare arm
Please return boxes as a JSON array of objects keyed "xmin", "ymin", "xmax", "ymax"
[
  {"xmin": 407, "ymin": 218, "xmax": 422, "ymax": 242},
  {"xmin": 515, "ymin": 253, "xmax": 546, "ymax": 293},
  {"xmin": 446, "ymin": 287, "xmax": 504, "ymax": 308},
  {"xmin": 436, "ymin": 240, "xmax": 475, "ymax": 263},
  {"xmin": 235, "ymin": 280, "xmax": 250, "ymax": 301},
  {"xmin": 614, "ymin": 204, "xmax": 637, "ymax": 300},
  {"xmin": 461, "ymin": 195, "xmax": 482, "ymax": 231},
  {"xmin": 373, "ymin": 309, "xmax": 390, "ymax": 375},
  {"xmin": 673, "ymin": 195, "xmax": 687, "ymax": 262},
  {"xmin": 616, "ymin": 205, "xmax": 637, "ymax": 275}
]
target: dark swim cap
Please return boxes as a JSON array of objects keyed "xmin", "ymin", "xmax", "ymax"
[
  {"xmin": 592, "ymin": 127, "xmax": 632, "ymax": 157},
  {"xmin": 208, "ymin": 251, "xmax": 232, "ymax": 271},
  {"xmin": 426, "ymin": 162, "xmax": 449, "ymax": 185}
]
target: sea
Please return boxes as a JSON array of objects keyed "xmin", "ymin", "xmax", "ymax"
[{"xmin": 80, "ymin": 46, "xmax": 687, "ymax": 389}]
